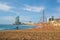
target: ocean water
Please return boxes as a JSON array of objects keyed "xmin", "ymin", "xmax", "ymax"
[{"xmin": 0, "ymin": 25, "xmax": 35, "ymax": 30}]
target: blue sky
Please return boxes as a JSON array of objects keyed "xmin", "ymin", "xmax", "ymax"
[{"xmin": 0, "ymin": 0, "xmax": 60, "ymax": 24}]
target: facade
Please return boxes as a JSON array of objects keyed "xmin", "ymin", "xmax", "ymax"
[
  {"xmin": 15, "ymin": 16, "xmax": 21, "ymax": 25},
  {"xmin": 48, "ymin": 17, "xmax": 60, "ymax": 26},
  {"xmin": 23, "ymin": 21, "xmax": 34, "ymax": 25},
  {"xmin": 49, "ymin": 16, "xmax": 54, "ymax": 22}
]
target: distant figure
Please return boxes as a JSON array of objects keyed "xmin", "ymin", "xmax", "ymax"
[{"xmin": 16, "ymin": 26, "xmax": 19, "ymax": 30}]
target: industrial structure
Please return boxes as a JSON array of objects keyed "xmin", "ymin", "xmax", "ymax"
[{"xmin": 39, "ymin": 10, "xmax": 47, "ymax": 23}]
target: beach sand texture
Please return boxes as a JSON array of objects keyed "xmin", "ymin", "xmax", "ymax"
[{"xmin": 0, "ymin": 30, "xmax": 60, "ymax": 40}]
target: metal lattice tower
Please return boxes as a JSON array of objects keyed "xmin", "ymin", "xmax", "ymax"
[
  {"xmin": 42, "ymin": 10, "xmax": 44, "ymax": 22},
  {"xmin": 39, "ymin": 10, "xmax": 47, "ymax": 23}
]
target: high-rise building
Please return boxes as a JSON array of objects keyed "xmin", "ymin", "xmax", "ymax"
[{"xmin": 15, "ymin": 16, "xmax": 20, "ymax": 25}]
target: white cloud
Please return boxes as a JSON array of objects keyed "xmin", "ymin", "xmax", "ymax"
[
  {"xmin": 0, "ymin": 2, "xmax": 21, "ymax": 16},
  {"xmin": 57, "ymin": 0, "xmax": 60, "ymax": 3},
  {"xmin": 0, "ymin": 16, "xmax": 15, "ymax": 24},
  {"xmin": 20, "ymin": 16, "xmax": 30, "ymax": 21},
  {"xmin": 0, "ymin": 3, "xmax": 12, "ymax": 11},
  {"xmin": 23, "ymin": 5, "xmax": 45, "ymax": 12},
  {"xmin": 0, "ymin": 16, "xmax": 31, "ymax": 24},
  {"xmin": 0, "ymin": 16, "xmax": 15, "ymax": 22}
]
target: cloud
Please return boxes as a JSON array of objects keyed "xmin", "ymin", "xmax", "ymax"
[
  {"xmin": 0, "ymin": 2, "xmax": 12, "ymax": 11},
  {"xmin": 0, "ymin": 2, "xmax": 21, "ymax": 16},
  {"xmin": 20, "ymin": 16, "xmax": 31, "ymax": 21},
  {"xmin": 23, "ymin": 5, "xmax": 45, "ymax": 12},
  {"xmin": 57, "ymin": 0, "xmax": 60, "ymax": 3},
  {"xmin": 0, "ymin": 16, "xmax": 15, "ymax": 21},
  {"xmin": 0, "ymin": 16, "xmax": 31, "ymax": 24},
  {"xmin": 0, "ymin": 16, "xmax": 15, "ymax": 24}
]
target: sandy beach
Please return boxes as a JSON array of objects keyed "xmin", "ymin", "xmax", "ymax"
[
  {"xmin": 0, "ymin": 29, "xmax": 60, "ymax": 40},
  {"xmin": 0, "ymin": 23, "xmax": 60, "ymax": 40}
]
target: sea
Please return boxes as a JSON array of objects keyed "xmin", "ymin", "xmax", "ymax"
[{"xmin": 0, "ymin": 25, "xmax": 35, "ymax": 30}]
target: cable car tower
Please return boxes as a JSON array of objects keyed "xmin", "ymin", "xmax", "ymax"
[
  {"xmin": 42, "ymin": 10, "xmax": 45, "ymax": 23},
  {"xmin": 39, "ymin": 10, "xmax": 47, "ymax": 23}
]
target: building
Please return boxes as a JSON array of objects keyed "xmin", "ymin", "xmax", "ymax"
[
  {"xmin": 48, "ymin": 17, "xmax": 60, "ymax": 26},
  {"xmin": 23, "ymin": 21, "xmax": 34, "ymax": 25},
  {"xmin": 49, "ymin": 16, "xmax": 54, "ymax": 22},
  {"xmin": 53, "ymin": 18, "xmax": 60, "ymax": 26},
  {"xmin": 27, "ymin": 21, "xmax": 34, "ymax": 25},
  {"xmin": 15, "ymin": 16, "xmax": 21, "ymax": 25}
]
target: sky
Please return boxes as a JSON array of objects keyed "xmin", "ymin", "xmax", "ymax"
[{"xmin": 0, "ymin": 0, "xmax": 60, "ymax": 24}]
